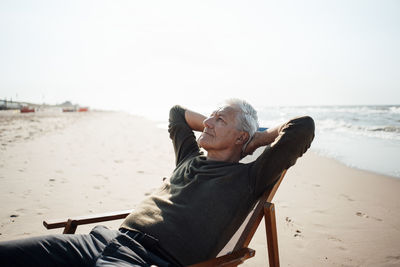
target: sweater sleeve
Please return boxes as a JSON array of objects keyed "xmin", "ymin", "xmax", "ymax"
[
  {"xmin": 168, "ymin": 105, "xmax": 201, "ymax": 166},
  {"xmin": 250, "ymin": 116, "xmax": 315, "ymax": 197}
]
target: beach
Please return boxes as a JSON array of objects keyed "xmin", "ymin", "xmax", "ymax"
[{"xmin": 1, "ymin": 110, "xmax": 399, "ymax": 266}]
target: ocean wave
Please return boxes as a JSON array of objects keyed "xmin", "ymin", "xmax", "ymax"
[
  {"xmin": 257, "ymin": 105, "xmax": 400, "ymax": 178},
  {"xmin": 317, "ymin": 120, "xmax": 400, "ymax": 141},
  {"xmin": 370, "ymin": 126, "xmax": 400, "ymax": 133},
  {"xmin": 389, "ymin": 106, "xmax": 400, "ymax": 114},
  {"xmin": 272, "ymin": 105, "xmax": 400, "ymax": 116}
]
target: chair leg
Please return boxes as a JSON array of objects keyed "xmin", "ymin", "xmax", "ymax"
[
  {"xmin": 63, "ymin": 219, "xmax": 78, "ymax": 234},
  {"xmin": 264, "ymin": 202, "xmax": 280, "ymax": 267}
]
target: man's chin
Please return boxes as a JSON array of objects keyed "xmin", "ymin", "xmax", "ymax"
[{"xmin": 197, "ymin": 138, "xmax": 210, "ymax": 150}]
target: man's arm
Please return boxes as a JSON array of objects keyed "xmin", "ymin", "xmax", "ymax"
[
  {"xmin": 184, "ymin": 109, "xmax": 206, "ymax": 132},
  {"xmin": 168, "ymin": 106, "xmax": 202, "ymax": 165},
  {"xmin": 242, "ymin": 123, "xmax": 285, "ymax": 157},
  {"xmin": 250, "ymin": 116, "xmax": 315, "ymax": 196}
]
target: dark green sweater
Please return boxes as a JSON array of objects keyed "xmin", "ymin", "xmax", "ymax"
[{"xmin": 121, "ymin": 105, "xmax": 314, "ymax": 265}]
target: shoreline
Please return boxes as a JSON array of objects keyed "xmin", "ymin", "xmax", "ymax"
[
  {"xmin": 1, "ymin": 111, "xmax": 399, "ymax": 266},
  {"xmin": 311, "ymin": 149, "xmax": 400, "ymax": 181}
]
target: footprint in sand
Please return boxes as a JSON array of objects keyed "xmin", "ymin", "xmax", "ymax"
[
  {"xmin": 328, "ymin": 236, "xmax": 347, "ymax": 251},
  {"xmin": 312, "ymin": 210, "xmax": 327, "ymax": 214},
  {"xmin": 23, "ymin": 189, "xmax": 32, "ymax": 197},
  {"xmin": 285, "ymin": 217, "xmax": 304, "ymax": 238},
  {"xmin": 356, "ymin": 211, "xmax": 368, "ymax": 218},
  {"xmin": 47, "ymin": 179, "xmax": 56, "ymax": 187},
  {"xmin": 95, "ymin": 174, "xmax": 109, "ymax": 181},
  {"xmin": 312, "ymin": 223, "xmax": 325, "ymax": 228},
  {"xmin": 328, "ymin": 236, "xmax": 342, "ymax": 243},
  {"xmin": 294, "ymin": 229, "xmax": 303, "ymax": 238},
  {"xmin": 340, "ymin": 194, "xmax": 355, "ymax": 202},
  {"xmin": 386, "ymin": 255, "xmax": 400, "ymax": 262},
  {"xmin": 285, "ymin": 217, "xmax": 295, "ymax": 229},
  {"xmin": 10, "ymin": 214, "xmax": 19, "ymax": 222},
  {"xmin": 355, "ymin": 211, "xmax": 383, "ymax": 222}
]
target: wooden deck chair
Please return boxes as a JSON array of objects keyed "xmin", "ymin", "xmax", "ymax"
[{"xmin": 43, "ymin": 170, "xmax": 287, "ymax": 267}]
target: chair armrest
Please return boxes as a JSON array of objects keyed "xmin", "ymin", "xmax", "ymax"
[
  {"xmin": 188, "ymin": 247, "xmax": 255, "ymax": 267},
  {"xmin": 43, "ymin": 209, "xmax": 134, "ymax": 230}
]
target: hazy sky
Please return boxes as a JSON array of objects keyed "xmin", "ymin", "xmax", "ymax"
[{"xmin": 1, "ymin": 0, "xmax": 399, "ymax": 118}]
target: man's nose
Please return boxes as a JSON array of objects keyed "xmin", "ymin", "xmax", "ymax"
[{"xmin": 203, "ymin": 117, "xmax": 214, "ymax": 128}]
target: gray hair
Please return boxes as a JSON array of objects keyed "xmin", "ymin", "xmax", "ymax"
[{"xmin": 225, "ymin": 99, "xmax": 259, "ymax": 151}]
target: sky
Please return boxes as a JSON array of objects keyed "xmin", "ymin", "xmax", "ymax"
[{"xmin": 1, "ymin": 0, "xmax": 399, "ymax": 119}]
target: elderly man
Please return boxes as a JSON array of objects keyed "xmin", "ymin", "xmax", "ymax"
[{"xmin": 0, "ymin": 99, "xmax": 315, "ymax": 267}]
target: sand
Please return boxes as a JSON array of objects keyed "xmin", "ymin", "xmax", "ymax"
[{"xmin": 1, "ymin": 110, "xmax": 399, "ymax": 266}]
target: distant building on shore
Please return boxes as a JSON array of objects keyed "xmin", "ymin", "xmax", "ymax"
[
  {"xmin": 0, "ymin": 99, "xmax": 22, "ymax": 110},
  {"xmin": 0, "ymin": 99, "xmax": 89, "ymax": 112},
  {"xmin": 58, "ymin": 101, "xmax": 76, "ymax": 112}
]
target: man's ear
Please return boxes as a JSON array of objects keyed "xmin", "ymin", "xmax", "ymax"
[{"xmin": 236, "ymin": 132, "xmax": 249, "ymax": 145}]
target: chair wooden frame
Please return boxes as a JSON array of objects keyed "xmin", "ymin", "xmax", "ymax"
[{"xmin": 43, "ymin": 170, "xmax": 287, "ymax": 267}]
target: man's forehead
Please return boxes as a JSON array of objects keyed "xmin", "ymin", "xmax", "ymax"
[{"xmin": 213, "ymin": 105, "xmax": 238, "ymax": 115}]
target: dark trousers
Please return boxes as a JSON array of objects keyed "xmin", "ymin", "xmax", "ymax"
[{"xmin": 0, "ymin": 226, "xmax": 173, "ymax": 267}]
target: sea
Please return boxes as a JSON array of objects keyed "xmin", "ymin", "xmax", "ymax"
[
  {"xmin": 257, "ymin": 105, "xmax": 400, "ymax": 178},
  {"xmin": 151, "ymin": 105, "xmax": 400, "ymax": 178}
]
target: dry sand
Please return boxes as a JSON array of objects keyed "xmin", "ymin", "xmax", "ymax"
[{"xmin": 1, "ymin": 110, "xmax": 399, "ymax": 266}]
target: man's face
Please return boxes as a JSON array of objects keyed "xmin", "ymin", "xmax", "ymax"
[{"xmin": 198, "ymin": 105, "xmax": 243, "ymax": 152}]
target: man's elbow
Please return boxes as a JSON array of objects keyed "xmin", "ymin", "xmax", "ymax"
[
  {"xmin": 301, "ymin": 116, "xmax": 315, "ymax": 134},
  {"xmin": 170, "ymin": 105, "xmax": 184, "ymax": 116},
  {"xmin": 169, "ymin": 105, "xmax": 186, "ymax": 121},
  {"xmin": 297, "ymin": 116, "xmax": 315, "ymax": 147},
  {"xmin": 285, "ymin": 116, "xmax": 315, "ymax": 145}
]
